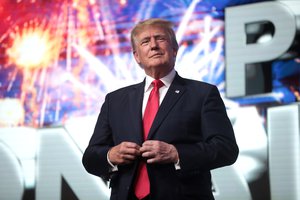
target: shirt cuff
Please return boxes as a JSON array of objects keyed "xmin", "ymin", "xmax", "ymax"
[
  {"xmin": 107, "ymin": 149, "xmax": 118, "ymax": 172},
  {"xmin": 174, "ymin": 159, "xmax": 181, "ymax": 170}
]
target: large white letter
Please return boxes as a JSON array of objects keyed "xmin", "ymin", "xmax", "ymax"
[
  {"xmin": 268, "ymin": 104, "xmax": 300, "ymax": 200},
  {"xmin": 0, "ymin": 142, "xmax": 24, "ymax": 200},
  {"xmin": 36, "ymin": 127, "xmax": 109, "ymax": 200},
  {"xmin": 225, "ymin": 1, "xmax": 297, "ymax": 97},
  {"xmin": 212, "ymin": 166, "xmax": 251, "ymax": 200}
]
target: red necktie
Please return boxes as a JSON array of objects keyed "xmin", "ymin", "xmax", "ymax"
[{"xmin": 134, "ymin": 79, "xmax": 164, "ymax": 199}]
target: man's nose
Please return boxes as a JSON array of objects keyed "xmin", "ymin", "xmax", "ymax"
[{"xmin": 150, "ymin": 38, "xmax": 159, "ymax": 49}]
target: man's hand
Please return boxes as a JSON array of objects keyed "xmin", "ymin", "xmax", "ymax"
[
  {"xmin": 108, "ymin": 142, "xmax": 141, "ymax": 165},
  {"xmin": 140, "ymin": 140, "xmax": 179, "ymax": 164}
]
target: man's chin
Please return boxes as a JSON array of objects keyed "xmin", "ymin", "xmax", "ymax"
[{"xmin": 144, "ymin": 63, "xmax": 173, "ymax": 76}]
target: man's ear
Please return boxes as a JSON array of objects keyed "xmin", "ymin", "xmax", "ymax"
[
  {"xmin": 133, "ymin": 51, "xmax": 141, "ymax": 64},
  {"xmin": 173, "ymin": 48, "xmax": 178, "ymax": 58}
]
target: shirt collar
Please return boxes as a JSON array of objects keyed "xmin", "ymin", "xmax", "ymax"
[{"xmin": 144, "ymin": 69, "xmax": 176, "ymax": 92}]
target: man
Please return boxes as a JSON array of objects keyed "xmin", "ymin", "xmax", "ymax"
[{"xmin": 82, "ymin": 18, "xmax": 239, "ymax": 200}]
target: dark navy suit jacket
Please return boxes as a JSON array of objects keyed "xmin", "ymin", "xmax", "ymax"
[{"xmin": 82, "ymin": 73, "xmax": 239, "ymax": 200}]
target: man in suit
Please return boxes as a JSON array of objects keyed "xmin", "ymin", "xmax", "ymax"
[{"xmin": 82, "ymin": 18, "xmax": 239, "ymax": 200}]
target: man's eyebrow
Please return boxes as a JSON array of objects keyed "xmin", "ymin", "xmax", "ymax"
[
  {"xmin": 140, "ymin": 36, "xmax": 150, "ymax": 41},
  {"xmin": 140, "ymin": 34, "xmax": 167, "ymax": 40},
  {"xmin": 154, "ymin": 33, "xmax": 167, "ymax": 37}
]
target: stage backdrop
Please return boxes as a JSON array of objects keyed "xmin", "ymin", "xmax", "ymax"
[{"xmin": 0, "ymin": 0, "xmax": 299, "ymax": 200}]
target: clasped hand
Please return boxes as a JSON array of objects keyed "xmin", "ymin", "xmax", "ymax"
[{"xmin": 108, "ymin": 140, "xmax": 179, "ymax": 165}]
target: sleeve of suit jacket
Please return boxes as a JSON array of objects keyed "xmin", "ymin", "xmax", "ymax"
[{"xmin": 82, "ymin": 93, "xmax": 113, "ymax": 181}]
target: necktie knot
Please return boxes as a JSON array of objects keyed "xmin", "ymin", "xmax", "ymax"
[{"xmin": 152, "ymin": 79, "xmax": 164, "ymax": 90}]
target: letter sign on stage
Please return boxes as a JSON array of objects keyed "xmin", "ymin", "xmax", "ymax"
[{"xmin": 225, "ymin": 1, "xmax": 297, "ymax": 97}]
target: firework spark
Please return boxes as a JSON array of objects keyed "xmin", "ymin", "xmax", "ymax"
[{"xmin": 6, "ymin": 21, "xmax": 61, "ymax": 69}]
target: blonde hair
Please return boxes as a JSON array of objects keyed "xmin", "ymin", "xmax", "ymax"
[{"xmin": 130, "ymin": 18, "xmax": 179, "ymax": 51}]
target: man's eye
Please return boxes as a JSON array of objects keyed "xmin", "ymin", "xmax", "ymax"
[
  {"xmin": 157, "ymin": 36, "xmax": 166, "ymax": 41},
  {"xmin": 141, "ymin": 40, "xmax": 149, "ymax": 45}
]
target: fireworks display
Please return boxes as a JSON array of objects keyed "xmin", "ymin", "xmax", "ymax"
[{"xmin": 0, "ymin": 0, "xmax": 297, "ymax": 127}]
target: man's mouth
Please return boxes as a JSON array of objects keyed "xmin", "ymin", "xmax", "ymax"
[{"xmin": 150, "ymin": 53, "xmax": 163, "ymax": 58}]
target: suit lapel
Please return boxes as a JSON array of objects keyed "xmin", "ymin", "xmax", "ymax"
[
  {"xmin": 147, "ymin": 74, "xmax": 186, "ymax": 139},
  {"xmin": 128, "ymin": 80, "xmax": 145, "ymax": 144}
]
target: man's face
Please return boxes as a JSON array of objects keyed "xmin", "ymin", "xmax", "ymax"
[{"xmin": 133, "ymin": 25, "xmax": 177, "ymax": 77}]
